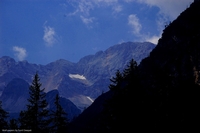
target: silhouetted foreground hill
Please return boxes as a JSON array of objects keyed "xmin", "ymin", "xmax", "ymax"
[{"xmin": 69, "ymin": 1, "xmax": 200, "ymax": 132}]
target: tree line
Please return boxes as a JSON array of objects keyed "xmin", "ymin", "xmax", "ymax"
[
  {"xmin": 72, "ymin": 56, "xmax": 200, "ymax": 132},
  {"xmin": 0, "ymin": 73, "xmax": 69, "ymax": 133},
  {"xmin": 2, "ymin": 57, "xmax": 200, "ymax": 132}
]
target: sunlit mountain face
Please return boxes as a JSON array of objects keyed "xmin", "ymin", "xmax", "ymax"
[
  {"xmin": 0, "ymin": 1, "xmax": 195, "ymax": 132},
  {"xmin": 69, "ymin": 1, "xmax": 200, "ymax": 132},
  {"xmin": 0, "ymin": 42, "xmax": 155, "ymax": 110}
]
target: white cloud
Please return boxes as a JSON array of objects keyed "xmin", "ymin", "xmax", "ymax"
[
  {"xmin": 95, "ymin": 0, "xmax": 123, "ymax": 14},
  {"xmin": 126, "ymin": 0, "xmax": 192, "ymax": 44},
  {"xmin": 67, "ymin": 0, "xmax": 122, "ymax": 26},
  {"xmin": 43, "ymin": 26, "xmax": 57, "ymax": 47},
  {"xmin": 67, "ymin": 9, "xmax": 79, "ymax": 16},
  {"xmin": 128, "ymin": 14, "xmax": 142, "ymax": 36},
  {"xmin": 80, "ymin": 15, "xmax": 95, "ymax": 25},
  {"xmin": 145, "ymin": 35, "xmax": 160, "ymax": 44},
  {"xmin": 134, "ymin": 0, "xmax": 193, "ymax": 20},
  {"xmin": 128, "ymin": 14, "xmax": 161, "ymax": 44},
  {"xmin": 112, "ymin": 4, "xmax": 122, "ymax": 13},
  {"xmin": 13, "ymin": 46, "xmax": 27, "ymax": 61},
  {"xmin": 68, "ymin": 1, "xmax": 95, "ymax": 26},
  {"xmin": 78, "ymin": 0, "xmax": 94, "ymax": 16},
  {"xmin": 95, "ymin": 0, "xmax": 118, "ymax": 4}
]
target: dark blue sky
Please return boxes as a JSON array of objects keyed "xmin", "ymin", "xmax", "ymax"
[{"xmin": 0, "ymin": 0, "xmax": 193, "ymax": 64}]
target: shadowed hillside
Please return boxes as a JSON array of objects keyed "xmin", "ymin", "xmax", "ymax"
[{"xmin": 69, "ymin": 1, "xmax": 200, "ymax": 132}]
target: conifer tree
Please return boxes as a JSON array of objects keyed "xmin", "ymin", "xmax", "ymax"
[
  {"xmin": 109, "ymin": 70, "xmax": 123, "ymax": 90},
  {"xmin": 9, "ymin": 119, "xmax": 18, "ymax": 129},
  {"xmin": 19, "ymin": 73, "xmax": 50, "ymax": 133},
  {"xmin": 123, "ymin": 59, "xmax": 137, "ymax": 78},
  {"xmin": 100, "ymin": 59, "xmax": 139, "ymax": 132},
  {"xmin": 0, "ymin": 101, "xmax": 8, "ymax": 130},
  {"xmin": 50, "ymin": 94, "xmax": 69, "ymax": 133}
]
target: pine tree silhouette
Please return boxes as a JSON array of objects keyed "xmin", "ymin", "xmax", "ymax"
[
  {"xmin": 50, "ymin": 94, "xmax": 69, "ymax": 133},
  {"xmin": 9, "ymin": 119, "xmax": 18, "ymax": 129},
  {"xmin": 0, "ymin": 101, "xmax": 8, "ymax": 131},
  {"xmin": 18, "ymin": 73, "xmax": 50, "ymax": 133},
  {"xmin": 109, "ymin": 70, "xmax": 123, "ymax": 90}
]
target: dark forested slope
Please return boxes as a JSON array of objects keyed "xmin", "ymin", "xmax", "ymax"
[{"xmin": 69, "ymin": 1, "xmax": 200, "ymax": 132}]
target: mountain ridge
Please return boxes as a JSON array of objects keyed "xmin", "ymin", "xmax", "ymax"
[
  {"xmin": 69, "ymin": 1, "xmax": 200, "ymax": 132},
  {"xmin": 0, "ymin": 42, "xmax": 155, "ymax": 110},
  {"xmin": 0, "ymin": 78, "xmax": 81, "ymax": 120}
]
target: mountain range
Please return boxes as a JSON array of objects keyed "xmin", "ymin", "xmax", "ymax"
[
  {"xmin": 69, "ymin": 0, "xmax": 200, "ymax": 132},
  {"xmin": 0, "ymin": 41, "xmax": 155, "ymax": 118},
  {"xmin": 1, "ymin": 0, "xmax": 200, "ymax": 131},
  {"xmin": 0, "ymin": 78, "xmax": 81, "ymax": 120}
]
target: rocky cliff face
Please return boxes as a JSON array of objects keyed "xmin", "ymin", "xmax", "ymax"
[
  {"xmin": 139, "ymin": 0, "xmax": 200, "ymax": 90},
  {"xmin": 69, "ymin": 1, "xmax": 200, "ymax": 132},
  {"xmin": 76, "ymin": 42, "xmax": 155, "ymax": 98},
  {"xmin": 0, "ymin": 42, "xmax": 155, "ymax": 109},
  {"xmin": 136, "ymin": 1, "xmax": 200, "ymax": 130},
  {"xmin": 0, "ymin": 56, "xmax": 43, "ymax": 92}
]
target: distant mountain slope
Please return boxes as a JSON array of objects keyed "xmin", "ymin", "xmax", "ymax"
[
  {"xmin": 46, "ymin": 90, "xmax": 81, "ymax": 120},
  {"xmin": 0, "ymin": 78, "xmax": 29, "ymax": 113},
  {"xmin": 0, "ymin": 42, "xmax": 155, "ymax": 109},
  {"xmin": 69, "ymin": 1, "xmax": 200, "ymax": 132},
  {"xmin": 0, "ymin": 79, "xmax": 81, "ymax": 120},
  {"xmin": 74, "ymin": 42, "xmax": 155, "ymax": 98}
]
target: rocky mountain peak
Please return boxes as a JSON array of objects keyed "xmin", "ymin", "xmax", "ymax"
[
  {"xmin": 140, "ymin": 0, "xmax": 200, "ymax": 73},
  {"xmin": 0, "ymin": 56, "xmax": 16, "ymax": 73},
  {"xmin": 69, "ymin": 1, "xmax": 200, "ymax": 132},
  {"xmin": 0, "ymin": 41, "xmax": 155, "ymax": 109}
]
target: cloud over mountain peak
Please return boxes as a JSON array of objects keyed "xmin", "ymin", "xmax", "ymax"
[{"xmin": 13, "ymin": 46, "xmax": 27, "ymax": 61}]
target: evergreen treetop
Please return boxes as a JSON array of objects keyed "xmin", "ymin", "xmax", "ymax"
[
  {"xmin": 19, "ymin": 73, "xmax": 49, "ymax": 133},
  {"xmin": 50, "ymin": 94, "xmax": 69, "ymax": 133},
  {"xmin": 0, "ymin": 101, "xmax": 8, "ymax": 130}
]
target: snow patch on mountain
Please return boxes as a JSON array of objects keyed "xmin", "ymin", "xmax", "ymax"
[
  {"xmin": 69, "ymin": 74, "xmax": 86, "ymax": 80},
  {"xmin": 86, "ymin": 96, "xmax": 94, "ymax": 103}
]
